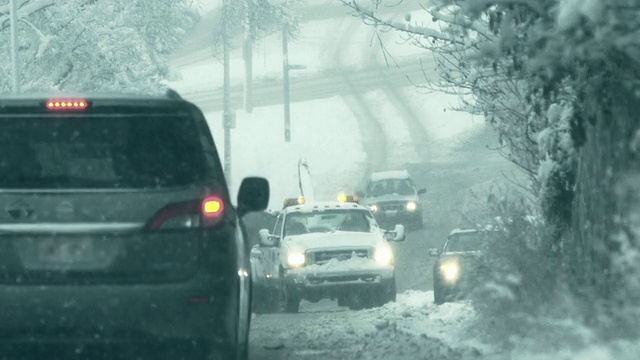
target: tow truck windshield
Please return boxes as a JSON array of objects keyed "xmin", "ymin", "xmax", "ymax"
[{"xmin": 284, "ymin": 209, "xmax": 374, "ymax": 236}]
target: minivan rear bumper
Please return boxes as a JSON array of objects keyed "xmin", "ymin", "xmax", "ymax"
[{"xmin": 0, "ymin": 270, "xmax": 237, "ymax": 344}]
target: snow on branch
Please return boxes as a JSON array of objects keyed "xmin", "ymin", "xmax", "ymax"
[
  {"xmin": 428, "ymin": 7, "xmax": 492, "ymax": 41},
  {"xmin": 339, "ymin": 0, "xmax": 460, "ymax": 44},
  {"xmin": 0, "ymin": 0, "xmax": 54, "ymax": 31}
]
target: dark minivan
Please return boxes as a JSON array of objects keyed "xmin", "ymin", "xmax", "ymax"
[{"xmin": 0, "ymin": 92, "xmax": 268, "ymax": 359}]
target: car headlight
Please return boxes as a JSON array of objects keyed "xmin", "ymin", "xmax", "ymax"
[
  {"xmin": 374, "ymin": 245, "xmax": 393, "ymax": 265},
  {"xmin": 369, "ymin": 204, "xmax": 378, "ymax": 213},
  {"xmin": 406, "ymin": 201, "xmax": 417, "ymax": 211},
  {"xmin": 439, "ymin": 262, "xmax": 460, "ymax": 283},
  {"xmin": 287, "ymin": 252, "xmax": 306, "ymax": 268}
]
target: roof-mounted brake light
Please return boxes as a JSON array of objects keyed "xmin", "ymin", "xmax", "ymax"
[{"xmin": 46, "ymin": 99, "xmax": 89, "ymax": 111}]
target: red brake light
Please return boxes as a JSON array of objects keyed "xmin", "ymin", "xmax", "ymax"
[
  {"xmin": 46, "ymin": 99, "xmax": 88, "ymax": 111},
  {"xmin": 147, "ymin": 197, "xmax": 225, "ymax": 230}
]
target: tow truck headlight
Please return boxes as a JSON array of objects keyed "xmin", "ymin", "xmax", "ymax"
[
  {"xmin": 287, "ymin": 252, "xmax": 306, "ymax": 268},
  {"xmin": 374, "ymin": 245, "xmax": 393, "ymax": 265},
  {"xmin": 406, "ymin": 201, "xmax": 417, "ymax": 211},
  {"xmin": 369, "ymin": 204, "xmax": 379, "ymax": 213},
  {"xmin": 439, "ymin": 261, "xmax": 460, "ymax": 283}
]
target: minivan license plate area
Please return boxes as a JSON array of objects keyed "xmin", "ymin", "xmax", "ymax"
[
  {"xmin": 16, "ymin": 236, "xmax": 120, "ymax": 271},
  {"xmin": 38, "ymin": 238, "xmax": 94, "ymax": 266}
]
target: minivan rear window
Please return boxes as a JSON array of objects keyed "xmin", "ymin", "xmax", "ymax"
[{"xmin": 0, "ymin": 114, "xmax": 216, "ymax": 189}]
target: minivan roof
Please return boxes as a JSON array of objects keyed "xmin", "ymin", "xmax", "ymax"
[
  {"xmin": 0, "ymin": 93, "xmax": 198, "ymax": 116},
  {"xmin": 0, "ymin": 89, "xmax": 182, "ymax": 101}
]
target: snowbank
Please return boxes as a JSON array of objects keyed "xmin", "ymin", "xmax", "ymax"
[{"xmin": 253, "ymin": 280, "xmax": 640, "ymax": 359}]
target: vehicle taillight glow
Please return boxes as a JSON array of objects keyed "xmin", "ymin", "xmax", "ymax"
[
  {"xmin": 46, "ymin": 99, "xmax": 88, "ymax": 111},
  {"xmin": 147, "ymin": 196, "xmax": 225, "ymax": 230},
  {"xmin": 202, "ymin": 197, "xmax": 223, "ymax": 216}
]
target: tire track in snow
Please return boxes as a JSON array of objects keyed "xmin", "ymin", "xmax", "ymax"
[
  {"xmin": 379, "ymin": 67, "xmax": 433, "ymax": 165},
  {"xmin": 185, "ymin": 59, "xmax": 432, "ymax": 112},
  {"xmin": 341, "ymin": 75, "xmax": 388, "ymax": 173},
  {"xmin": 331, "ymin": 15, "xmax": 389, "ymax": 173}
]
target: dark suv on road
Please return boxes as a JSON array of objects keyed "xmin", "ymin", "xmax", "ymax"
[
  {"xmin": 357, "ymin": 170, "xmax": 426, "ymax": 230},
  {"xmin": 0, "ymin": 92, "xmax": 269, "ymax": 359}
]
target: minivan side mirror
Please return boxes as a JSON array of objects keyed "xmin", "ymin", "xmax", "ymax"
[
  {"xmin": 237, "ymin": 177, "xmax": 269, "ymax": 217},
  {"xmin": 418, "ymin": 188, "xmax": 427, "ymax": 195},
  {"xmin": 258, "ymin": 229, "xmax": 278, "ymax": 247}
]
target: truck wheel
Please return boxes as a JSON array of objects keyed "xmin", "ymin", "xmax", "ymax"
[
  {"xmin": 374, "ymin": 279, "xmax": 397, "ymax": 307},
  {"xmin": 254, "ymin": 286, "xmax": 286, "ymax": 314},
  {"xmin": 386, "ymin": 278, "xmax": 397, "ymax": 303},
  {"xmin": 252, "ymin": 285, "xmax": 268, "ymax": 314},
  {"xmin": 433, "ymin": 284, "xmax": 446, "ymax": 305},
  {"xmin": 284, "ymin": 287, "xmax": 300, "ymax": 313}
]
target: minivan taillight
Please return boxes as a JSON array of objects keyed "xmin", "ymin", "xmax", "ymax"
[{"xmin": 147, "ymin": 197, "xmax": 225, "ymax": 230}]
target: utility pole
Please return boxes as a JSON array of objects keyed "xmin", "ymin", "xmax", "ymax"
[
  {"xmin": 282, "ymin": 21, "xmax": 291, "ymax": 142},
  {"xmin": 222, "ymin": 0, "xmax": 234, "ymax": 185},
  {"xmin": 281, "ymin": 5, "xmax": 305, "ymax": 143},
  {"xmin": 243, "ymin": 0, "xmax": 253, "ymax": 113},
  {"xmin": 10, "ymin": 0, "xmax": 20, "ymax": 94}
]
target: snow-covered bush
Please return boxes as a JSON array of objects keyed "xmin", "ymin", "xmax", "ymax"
[
  {"xmin": 0, "ymin": 0, "xmax": 198, "ymax": 93},
  {"xmin": 342, "ymin": 1, "xmax": 640, "ymax": 345},
  {"xmin": 211, "ymin": 0, "xmax": 302, "ymax": 58},
  {"xmin": 465, "ymin": 191, "xmax": 572, "ymax": 348}
]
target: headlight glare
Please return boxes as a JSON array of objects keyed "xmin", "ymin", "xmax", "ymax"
[
  {"xmin": 440, "ymin": 262, "xmax": 460, "ymax": 283},
  {"xmin": 287, "ymin": 252, "xmax": 306, "ymax": 268},
  {"xmin": 406, "ymin": 201, "xmax": 417, "ymax": 211},
  {"xmin": 369, "ymin": 204, "xmax": 378, "ymax": 213},
  {"xmin": 374, "ymin": 245, "xmax": 393, "ymax": 265}
]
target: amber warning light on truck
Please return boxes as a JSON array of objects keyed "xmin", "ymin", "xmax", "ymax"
[{"xmin": 46, "ymin": 99, "xmax": 89, "ymax": 111}]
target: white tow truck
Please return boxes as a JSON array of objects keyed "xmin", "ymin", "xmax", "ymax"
[{"xmin": 250, "ymin": 194, "xmax": 406, "ymax": 313}]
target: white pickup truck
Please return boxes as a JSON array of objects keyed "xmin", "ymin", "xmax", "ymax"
[{"xmin": 250, "ymin": 196, "xmax": 405, "ymax": 313}]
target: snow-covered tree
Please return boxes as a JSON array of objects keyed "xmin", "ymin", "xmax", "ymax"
[
  {"xmin": 342, "ymin": 0, "xmax": 640, "ymax": 329},
  {"xmin": 0, "ymin": 0, "xmax": 198, "ymax": 93},
  {"xmin": 212, "ymin": 0, "xmax": 301, "ymax": 56}
]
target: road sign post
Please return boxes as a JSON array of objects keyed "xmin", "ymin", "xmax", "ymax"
[
  {"xmin": 282, "ymin": 22, "xmax": 291, "ymax": 142},
  {"xmin": 282, "ymin": 22, "xmax": 306, "ymax": 143},
  {"xmin": 10, "ymin": 0, "xmax": 20, "ymax": 94},
  {"xmin": 243, "ymin": 0, "xmax": 253, "ymax": 113},
  {"xmin": 222, "ymin": 0, "xmax": 232, "ymax": 184}
]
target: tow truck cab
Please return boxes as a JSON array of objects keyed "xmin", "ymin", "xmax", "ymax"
[{"xmin": 250, "ymin": 195, "xmax": 405, "ymax": 313}]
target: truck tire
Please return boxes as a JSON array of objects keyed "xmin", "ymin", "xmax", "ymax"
[
  {"xmin": 284, "ymin": 286, "xmax": 300, "ymax": 313},
  {"xmin": 375, "ymin": 278, "xmax": 397, "ymax": 307},
  {"xmin": 433, "ymin": 281, "xmax": 446, "ymax": 305},
  {"xmin": 253, "ymin": 285, "xmax": 285, "ymax": 314}
]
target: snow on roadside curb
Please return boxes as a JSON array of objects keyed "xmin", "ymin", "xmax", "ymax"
[{"xmin": 251, "ymin": 291, "xmax": 486, "ymax": 359}]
